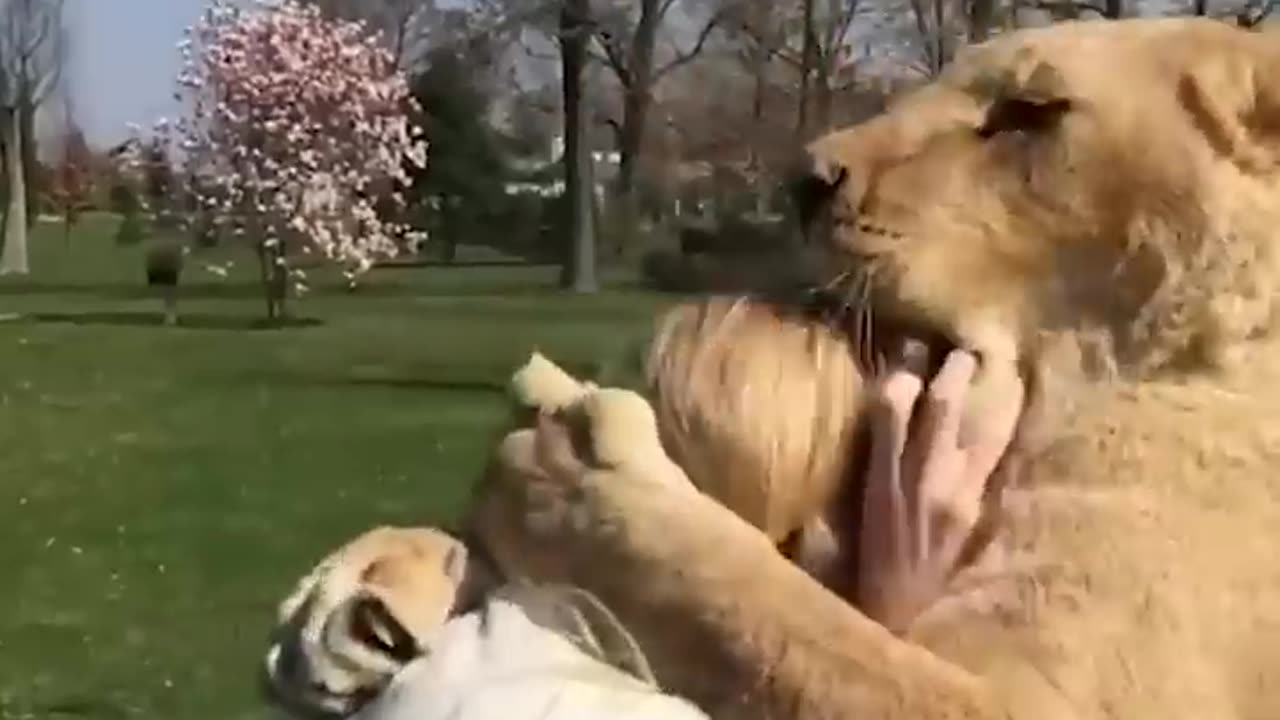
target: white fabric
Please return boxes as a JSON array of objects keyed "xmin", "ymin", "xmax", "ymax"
[{"xmin": 352, "ymin": 592, "xmax": 709, "ymax": 720}]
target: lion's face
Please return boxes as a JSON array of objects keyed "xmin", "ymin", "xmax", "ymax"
[
  {"xmin": 798, "ymin": 18, "xmax": 1280, "ymax": 379},
  {"xmin": 264, "ymin": 527, "xmax": 471, "ymax": 718}
]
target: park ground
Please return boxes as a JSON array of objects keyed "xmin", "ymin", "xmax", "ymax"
[{"xmin": 0, "ymin": 216, "xmax": 674, "ymax": 720}]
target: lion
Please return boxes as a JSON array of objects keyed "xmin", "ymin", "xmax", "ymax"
[
  {"xmin": 263, "ymin": 524, "xmax": 711, "ymax": 720},
  {"xmin": 464, "ymin": 16, "xmax": 1280, "ymax": 720},
  {"xmin": 263, "ymin": 526, "xmax": 473, "ymax": 717}
]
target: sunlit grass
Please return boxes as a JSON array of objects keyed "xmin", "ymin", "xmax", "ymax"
[{"xmin": 0, "ymin": 215, "xmax": 672, "ymax": 719}]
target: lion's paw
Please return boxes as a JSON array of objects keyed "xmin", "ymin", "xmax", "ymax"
[{"xmin": 509, "ymin": 353, "xmax": 693, "ymax": 491}]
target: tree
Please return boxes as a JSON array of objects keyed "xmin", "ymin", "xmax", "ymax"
[
  {"xmin": 0, "ymin": 0, "xmax": 65, "ymax": 275},
  {"xmin": 409, "ymin": 45, "xmax": 510, "ymax": 263},
  {"xmin": 46, "ymin": 98, "xmax": 91, "ymax": 245},
  {"xmin": 167, "ymin": 0, "xmax": 427, "ymax": 321},
  {"xmin": 592, "ymin": 0, "xmax": 728, "ymax": 255},
  {"xmin": 908, "ymin": 0, "xmax": 962, "ymax": 76},
  {"xmin": 559, "ymin": 0, "xmax": 598, "ymax": 292},
  {"xmin": 726, "ymin": 0, "xmax": 863, "ymax": 140}
]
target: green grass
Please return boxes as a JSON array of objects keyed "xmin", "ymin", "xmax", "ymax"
[{"xmin": 0, "ymin": 215, "xmax": 675, "ymax": 720}]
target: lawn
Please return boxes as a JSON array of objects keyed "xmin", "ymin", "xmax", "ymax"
[{"xmin": 0, "ymin": 216, "xmax": 674, "ymax": 720}]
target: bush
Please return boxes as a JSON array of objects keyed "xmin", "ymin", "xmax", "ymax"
[
  {"xmin": 640, "ymin": 245, "xmax": 826, "ymax": 295},
  {"xmin": 640, "ymin": 249, "xmax": 706, "ymax": 293},
  {"xmin": 677, "ymin": 215, "xmax": 790, "ymax": 257}
]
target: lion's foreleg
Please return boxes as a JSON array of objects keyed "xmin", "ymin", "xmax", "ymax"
[{"xmin": 469, "ymin": 426, "xmax": 1003, "ymax": 720}]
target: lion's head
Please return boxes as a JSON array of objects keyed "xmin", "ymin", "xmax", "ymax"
[
  {"xmin": 796, "ymin": 17, "xmax": 1280, "ymax": 381},
  {"xmin": 638, "ymin": 18, "xmax": 1280, "ymax": 594}
]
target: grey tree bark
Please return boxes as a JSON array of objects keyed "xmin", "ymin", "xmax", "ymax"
[
  {"xmin": 0, "ymin": 0, "xmax": 66, "ymax": 275},
  {"xmin": 558, "ymin": 0, "xmax": 598, "ymax": 293},
  {"xmin": 0, "ymin": 110, "xmax": 28, "ymax": 275}
]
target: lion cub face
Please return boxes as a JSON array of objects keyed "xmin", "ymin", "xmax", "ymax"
[
  {"xmin": 798, "ymin": 18, "xmax": 1280, "ymax": 379},
  {"xmin": 263, "ymin": 526, "xmax": 472, "ymax": 718}
]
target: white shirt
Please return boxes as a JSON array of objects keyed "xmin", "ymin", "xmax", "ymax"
[{"xmin": 353, "ymin": 590, "xmax": 709, "ymax": 720}]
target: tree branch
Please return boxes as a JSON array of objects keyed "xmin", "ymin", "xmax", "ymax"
[
  {"xmin": 772, "ymin": 46, "xmax": 804, "ymax": 70},
  {"xmin": 1026, "ymin": 0, "xmax": 1107, "ymax": 15},
  {"xmin": 593, "ymin": 30, "xmax": 633, "ymax": 87},
  {"xmin": 653, "ymin": 12, "xmax": 725, "ymax": 81}
]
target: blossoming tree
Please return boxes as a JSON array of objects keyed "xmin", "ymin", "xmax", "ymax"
[{"xmin": 164, "ymin": 0, "xmax": 427, "ymax": 320}]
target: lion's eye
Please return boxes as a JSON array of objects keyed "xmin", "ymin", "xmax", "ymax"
[{"xmin": 976, "ymin": 97, "xmax": 1071, "ymax": 139}]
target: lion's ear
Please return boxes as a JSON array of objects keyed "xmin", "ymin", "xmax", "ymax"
[{"xmin": 1177, "ymin": 32, "xmax": 1280, "ymax": 173}]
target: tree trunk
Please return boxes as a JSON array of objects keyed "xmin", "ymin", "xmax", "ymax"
[
  {"xmin": 558, "ymin": 0, "xmax": 598, "ymax": 294},
  {"xmin": 440, "ymin": 201, "xmax": 459, "ymax": 264},
  {"xmin": 814, "ymin": 58, "xmax": 834, "ymax": 133},
  {"xmin": 968, "ymin": 0, "xmax": 996, "ymax": 43},
  {"xmin": 19, "ymin": 98, "xmax": 37, "ymax": 229},
  {"xmin": 252, "ymin": 220, "xmax": 289, "ymax": 322},
  {"xmin": 932, "ymin": 0, "xmax": 948, "ymax": 75},
  {"xmin": 750, "ymin": 41, "xmax": 769, "ymax": 216},
  {"xmin": 1103, "ymin": 0, "xmax": 1124, "ymax": 18},
  {"xmin": 1192, "ymin": 0, "xmax": 1207, "ymax": 15},
  {"xmin": 0, "ymin": 110, "xmax": 30, "ymax": 275},
  {"xmin": 796, "ymin": 0, "xmax": 817, "ymax": 141},
  {"xmin": 258, "ymin": 245, "xmax": 289, "ymax": 322},
  {"xmin": 613, "ymin": 87, "xmax": 650, "ymax": 258},
  {"xmin": 161, "ymin": 285, "xmax": 179, "ymax": 326},
  {"xmin": 256, "ymin": 238, "xmax": 275, "ymax": 321},
  {"xmin": 611, "ymin": 0, "xmax": 661, "ymax": 259}
]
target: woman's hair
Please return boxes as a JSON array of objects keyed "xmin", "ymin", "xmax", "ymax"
[{"xmin": 644, "ymin": 295, "xmax": 867, "ymax": 543}]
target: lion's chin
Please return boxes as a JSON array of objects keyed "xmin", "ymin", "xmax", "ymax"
[{"xmin": 853, "ymin": 302, "xmax": 1035, "ymax": 455}]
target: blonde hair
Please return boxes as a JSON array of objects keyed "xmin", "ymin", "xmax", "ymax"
[{"xmin": 644, "ymin": 295, "xmax": 866, "ymax": 543}]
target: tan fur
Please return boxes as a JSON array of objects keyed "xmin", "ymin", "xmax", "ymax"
[
  {"xmin": 264, "ymin": 526, "xmax": 469, "ymax": 717},
  {"xmin": 467, "ymin": 17, "xmax": 1280, "ymax": 720}
]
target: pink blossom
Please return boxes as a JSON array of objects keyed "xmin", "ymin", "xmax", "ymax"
[{"xmin": 146, "ymin": 0, "xmax": 428, "ymax": 284}]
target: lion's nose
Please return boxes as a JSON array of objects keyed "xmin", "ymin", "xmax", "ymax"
[{"xmin": 786, "ymin": 144, "xmax": 850, "ymax": 245}]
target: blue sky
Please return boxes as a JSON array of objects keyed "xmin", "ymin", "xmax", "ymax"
[{"xmin": 67, "ymin": 0, "xmax": 204, "ymax": 147}]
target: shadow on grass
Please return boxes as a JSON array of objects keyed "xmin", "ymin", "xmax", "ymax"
[
  {"xmin": 32, "ymin": 697, "xmax": 129, "ymax": 720},
  {"xmin": 328, "ymin": 375, "xmax": 508, "ymax": 394},
  {"xmin": 242, "ymin": 356, "xmax": 616, "ymax": 396},
  {"xmin": 0, "ymin": 275, "xmax": 566, "ymax": 301},
  {"xmin": 234, "ymin": 370, "xmax": 510, "ymax": 395},
  {"xmin": 24, "ymin": 311, "xmax": 324, "ymax": 331}
]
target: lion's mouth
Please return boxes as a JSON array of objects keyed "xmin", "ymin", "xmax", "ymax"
[{"xmin": 803, "ymin": 282, "xmax": 961, "ymax": 380}]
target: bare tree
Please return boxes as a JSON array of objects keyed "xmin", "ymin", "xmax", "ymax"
[
  {"xmin": 0, "ymin": 0, "xmax": 64, "ymax": 275},
  {"xmin": 48, "ymin": 90, "xmax": 90, "ymax": 246},
  {"xmin": 592, "ymin": 0, "xmax": 730, "ymax": 254},
  {"xmin": 730, "ymin": 0, "xmax": 863, "ymax": 140},
  {"xmin": 907, "ymin": 0, "xmax": 962, "ymax": 76}
]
